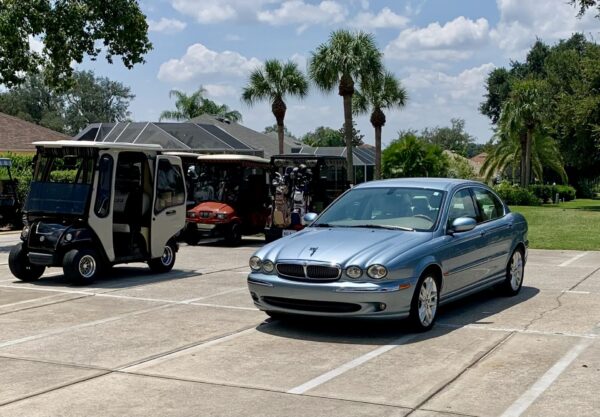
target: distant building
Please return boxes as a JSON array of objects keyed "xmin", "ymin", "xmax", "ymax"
[
  {"xmin": 0, "ymin": 112, "xmax": 70, "ymax": 153},
  {"xmin": 292, "ymin": 145, "xmax": 376, "ymax": 183}
]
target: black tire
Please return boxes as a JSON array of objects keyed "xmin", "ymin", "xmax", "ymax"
[
  {"xmin": 225, "ymin": 223, "xmax": 242, "ymax": 246},
  {"xmin": 183, "ymin": 229, "xmax": 199, "ymax": 246},
  {"xmin": 8, "ymin": 243, "xmax": 45, "ymax": 281},
  {"xmin": 408, "ymin": 272, "xmax": 440, "ymax": 332},
  {"xmin": 63, "ymin": 248, "xmax": 102, "ymax": 285},
  {"xmin": 499, "ymin": 247, "xmax": 525, "ymax": 296},
  {"xmin": 148, "ymin": 242, "xmax": 176, "ymax": 273}
]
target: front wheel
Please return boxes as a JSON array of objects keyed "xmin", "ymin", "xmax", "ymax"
[
  {"xmin": 8, "ymin": 243, "xmax": 45, "ymax": 281},
  {"xmin": 148, "ymin": 242, "xmax": 176, "ymax": 273},
  {"xmin": 499, "ymin": 248, "xmax": 524, "ymax": 296},
  {"xmin": 63, "ymin": 248, "xmax": 102, "ymax": 285},
  {"xmin": 408, "ymin": 274, "xmax": 440, "ymax": 332},
  {"xmin": 225, "ymin": 223, "xmax": 242, "ymax": 246}
]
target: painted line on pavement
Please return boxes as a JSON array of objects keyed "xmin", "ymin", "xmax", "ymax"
[
  {"xmin": 0, "ymin": 292, "xmax": 72, "ymax": 309},
  {"xmin": 180, "ymin": 287, "xmax": 246, "ymax": 303},
  {"xmin": 563, "ymin": 290, "xmax": 590, "ymax": 294},
  {"xmin": 437, "ymin": 322, "xmax": 598, "ymax": 340},
  {"xmin": 499, "ymin": 337, "xmax": 593, "ymax": 417},
  {"xmin": 559, "ymin": 252, "xmax": 589, "ymax": 267},
  {"xmin": 287, "ymin": 334, "xmax": 417, "ymax": 395}
]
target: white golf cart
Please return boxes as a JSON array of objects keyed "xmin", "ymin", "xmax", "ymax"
[{"xmin": 9, "ymin": 141, "xmax": 187, "ymax": 284}]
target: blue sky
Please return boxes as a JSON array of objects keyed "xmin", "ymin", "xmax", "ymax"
[{"xmin": 79, "ymin": 0, "xmax": 598, "ymax": 145}]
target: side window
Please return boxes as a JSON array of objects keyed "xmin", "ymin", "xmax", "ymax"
[
  {"xmin": 473, "ymin": 188, "xmax": 504, "ymax": 222},
  {"xmin": 448, "ymin": 189, "xmax": 477, "ymax": 226},
  {"xmin": 94, "ymin": 155, "xmax": 113, "ymax": 218},
  {"xmin": 155, "ymin": 159, "xmax": 185, "ymax": 213}
]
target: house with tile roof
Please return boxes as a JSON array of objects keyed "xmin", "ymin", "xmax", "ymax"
[{"xmin": 0, "ymin": 112, "xmax": 71, "ymax": 152}]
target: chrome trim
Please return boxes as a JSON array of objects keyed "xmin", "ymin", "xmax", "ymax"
[
  {"xmin": 275, "ymin": 260, "xmax": 342, "ymax": 280},
  {"xmin": 248, "ymin": 278, "xmax": 274, "ymax": 287}
]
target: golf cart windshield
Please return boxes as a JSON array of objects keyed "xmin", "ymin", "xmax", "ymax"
[
  {"xmin": 188, "ymin": 162, "xmax": 266, "ymax": 206},
  {"xmin": 25, "ymin": 147, "xmax": 96, "ymax": 216}
]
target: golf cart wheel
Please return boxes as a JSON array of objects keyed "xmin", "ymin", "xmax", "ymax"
[
  {"xmin": 63, "ymin": 248, "xmax": 101, "ymax": 285},
  {"xmin": 148, "ymin": 242, "xmax": 176, "ymax": 273},
  {"xmin": 225, "ymin": 223, "xmax": 242, "ymax": 246},
  {"xmin": 8, "ymin": 243, "xmax": 45, "ymax": 281}
]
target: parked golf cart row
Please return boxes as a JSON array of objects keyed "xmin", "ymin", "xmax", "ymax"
[{"xmin": 7, "ymin": 141, "xmax": 349, "ymax": 285}]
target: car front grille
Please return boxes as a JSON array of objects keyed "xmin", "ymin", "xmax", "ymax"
[
  {"xmin": 262, "ymin": 296, "xmax": 361, "ymax": 313},
  {"xmin": 276, "ymin": 263, "xmax": 340, "ymax": 282}
]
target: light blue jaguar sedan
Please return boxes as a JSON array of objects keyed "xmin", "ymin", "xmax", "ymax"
[{"xmin": 247, "ymin": 178, "xmax": 528, "ymax": 331}]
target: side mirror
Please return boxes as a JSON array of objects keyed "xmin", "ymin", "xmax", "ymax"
[
  {"xmin": 449, "ymin": 217, "xmax": 476, "ymax": 234},
  {"xmin": 303, "ymin": 212, "xmax": 318, "ymax": 223}
]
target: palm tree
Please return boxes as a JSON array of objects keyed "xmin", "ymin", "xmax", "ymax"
[
  {"xmin": 241, "ymin": 59, "xmax": 308, "ymax": 154},
  {"xmin": 481, "ymin": 127, "xmax": 567, "ymax": 184},
  {"xmin": 159, "ymin": 87, "xmax": 207, "ymax": 121},
  {"xmin": 160, "ymin": 87, "xmax": 243, "ymax": 122},
  {"xmin": 498, "ymin": 79, "xmax": 549, "ymax": 186},
  {"xmin": 308, "ymin": 30, "xmax": 383, "ymax": 183},
  {"xmin": 353, "ymin": 71, "xmax": 407, "ymax": 179}
]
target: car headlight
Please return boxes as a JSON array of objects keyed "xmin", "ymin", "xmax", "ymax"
[
  {"xmin": 345, "ymin": 266, "xmax": 363, "ymax": 279},
  {"xmin": 367, "ymin": 264, "xmax": 388, "ymax": 279},
  {"xmin": 21, "ymin": 225, "xmax": 30, "ymax": 239},
  {"xmin": 64, "ymin": 233, "xmax": 73, "ymax": 242},
  {"xmin": 262, "ymin": 260, "xmax": 275, "ymax": 273},
  {"xmin": 187, "ymin": 211, "xmax": 197, "ymax": 218},
  {"xmin": 216, "ymin": 213, "xmax": 227, "ymax": 220},
  {"xmin": 249, "ymin": 256, "xmax": 262, "ymax": 271}
]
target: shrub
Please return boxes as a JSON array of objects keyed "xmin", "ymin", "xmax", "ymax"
[
  {"xmin": 494, "ymin": 182, "xmax": 541, "ymax": 206},
  {"xmin": 555, "ymin": 185, "xmax": 576, "ymax": 201},
  {"xmin": 0, "ymin": 153, "xmax": 34, "ymax": 204},
  {"xmin": 528, "ymin": 184, "xmax": 577, "ymax": 203}
]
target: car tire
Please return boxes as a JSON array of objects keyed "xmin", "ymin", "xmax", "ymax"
[
  {"xmin": 63, "ymin": 248, "xmax": 101, "ymax": 285},
  {"xmin": 408, "ymin": 272, "xmax": 440, "ymax": 332},
  {"xmin": 500, "ymin": 247, "xmax": 524, "ymax": 296},
  {"xmin": 8, "ymin": 243, "xmax": 45, "ymax": 281},
  {"xmin": 148, "ymin": 242, "xmax": 176, "ymax": 273},
  {"xmin": 183, "ymin": 230, "xmax": 199, "ymax": 246},
  {"xmin": 225, "ymin": 223, "xmax": 242, "ymax": 246}
]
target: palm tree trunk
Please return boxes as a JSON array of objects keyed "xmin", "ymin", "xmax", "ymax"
[
  {"xmin": 374, "ymin": 126, "xmax": 382, "ymax": 180},
  {"xmin": 519, "ymin": 131, "xmax": 527, "ymax": 187},
  {"xmin": 525, "ymin": 128, "xmax": 533, "ymax": 186},
  {"xmin": 343, "ymin": 94, "xmax": 354, "ymax": 184},
  {"xmin": 277, "ymin": 123, "xmax": 284, "ymax": 154}
]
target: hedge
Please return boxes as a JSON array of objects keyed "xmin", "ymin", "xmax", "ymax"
[
  {"xmin": 494, "ymin": 182, "xmax": 541, "ymax": 206},
  {"xmin": 528, "ymin": 184, "xmax": 576, "ymax": 203}
]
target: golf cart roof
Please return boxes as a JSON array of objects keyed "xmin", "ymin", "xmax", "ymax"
[
  {"xmin": 164, "ymin": 152, "xmax": 203, "ymax": 159},
  {"xmin": 0, "ymin": 158, "xmax": 12, "ymax": 167},
  {"xmin": 196, "ymin": 154, "xmax": 270, "ymax": 164},
  {"xmin": 271, "ymin": 154, "xmax": 346, "ymax": 161},
  {"xmin": 33, "ymin": 140, "xmax": 163, "ymax": 152}
]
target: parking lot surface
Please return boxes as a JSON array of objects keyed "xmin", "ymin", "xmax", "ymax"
[{"xmin": 0, "ymin": 231, "xmax": 599, "ymax": 417}]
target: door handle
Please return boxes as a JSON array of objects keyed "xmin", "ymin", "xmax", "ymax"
[{"xmin": 166, "ymin": 210, "xmax": 176, "ymax": 216}]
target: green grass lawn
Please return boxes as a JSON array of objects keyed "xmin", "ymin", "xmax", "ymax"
[{"xmin": 510, "ymin": 199, "xmax": 600, "ymax": 250}]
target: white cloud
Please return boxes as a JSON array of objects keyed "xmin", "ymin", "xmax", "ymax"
[
  {"xmin": 491, "ymin": 0, "xmax": 599, "ymax": 58},
  {"xmin": 157, "ymin": 43, "xmax": 262, "ymax": 82},
  {"xmin": 148, "ymin": 18, "xmax": 187, "ymax": 34},
  {"xmin": 290, "ymin": 53, "xmax": 307, "ymax": 69},
  {"xmin": 204, "ymin": 84, "xmax": 238, "ymax": 98},
  {"xmin": 257, "ymin": 1, "xmax": 348, "ymax": 32},
  {"xmin": 28, "ymin": 36, "xmax": 44, "ymax": 54},
  {"xmin": 385, "ymin": 16, "xmax": 490, "ymax": 61},
  {"xmin": 351, "ymin": 7, "xmax": 409, "ymax": 30},
  {"xmin": 170, "ymin": 0, "xmax": 275, "ymax": 23}
]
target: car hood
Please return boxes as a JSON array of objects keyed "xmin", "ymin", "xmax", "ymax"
[
  {"xmin": 259, "ymin": 227, "xmax": 433, "ymax": 266},
  {"xmin": 191, "ymin": 201, "xmax": 233, "ymax": 213}
]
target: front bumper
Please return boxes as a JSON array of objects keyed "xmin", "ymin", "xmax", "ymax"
[{"xmin": 247, "ymin": 273, "xmax": 416, "ymax": 318}]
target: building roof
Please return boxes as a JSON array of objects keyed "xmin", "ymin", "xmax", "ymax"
[
  {"xmin": 34, "ymin": 140, "xmax": 163, "ymax": 151},
  {"xmin": 0, "ymin": 112, "xmax": 71, "ymax": 152},
  {"xmin": 291, "ymin": 145, "xmax": 375, "ymax": 166}
]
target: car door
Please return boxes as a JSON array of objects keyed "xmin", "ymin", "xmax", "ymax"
[
  {"xmin": 441, "ymin": 188, "xmax": 489, "ymax": 296},
  {"xmin": 151, "ymin": 156, "xmax": 186, "ymax": 258},
  {"xmin": 472, "ymin": 187, "xmax": 513, "ymax": 280}
]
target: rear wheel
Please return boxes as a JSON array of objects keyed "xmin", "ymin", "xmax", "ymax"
[
  {"xmin": 63, "ymin": 248, "xmax": 101, "ymax": 285},
  {"xmin": 408, "ymin": 273, "xmax": 440, "ymax": 332},
  {"xmin": 148, "ymin": 242, "xmax": 176, "ymax": 273},
  {"xmin": 8, "ymin": 243, "xmax": 45, "ymax": 281},
  {"xmin": 225, "ymin": 223, "xmax": 242, "ymax": 246},
  {"xmin": 499, "ymin": 248, "xmax": 524, "ymax": 296}
]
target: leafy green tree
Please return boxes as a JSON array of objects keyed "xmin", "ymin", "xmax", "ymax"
[
  {"xmin": 382, "ymin": 133, "xmax": 449, "ymax": 178},
  {"xmin": 446, "ymin": 153, "xmax": 477, "ymax": 180},
  {"xmin": 570, "ymin": 0, "xmax": 600, "ymax": 17},
  {"xmin": 160, "ymin": 87, "xmax": 242, "ymax": 123},
  {"xmin": 420, "ymin": 118, "xmax": 475, "ymax": 158},
  {"xmin": 263, "ymin": 124, "xmax": 296, "ymax": 139},
  {"xmin": 302, "ymin": 126, "xmax": 344, "ymax": 147},
  {"xmin": 0, "ymin": 70, "xmax": 133, "ymax": 134},
  {"xmin": 242, "ymin": 59, "xmax": 308, "ymax": 154},
  {"xmin": 0, "ymin": 0, "xmax": 151, "ymax": 89},
  {"xmin": 353, "ymin": 71, "xmax": 407, "ymax": 179},
  {"xmin": 308, "ymin": 30, "xmax": 383, "ymax": 183},
  {"xmin": 63, "ymin": 71, "xmax": 134, "ymax": 134}
]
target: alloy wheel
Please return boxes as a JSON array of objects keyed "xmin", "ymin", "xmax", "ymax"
[
  {"xmin": 78, "ymin": 255, "xmax": 97, "ymax": 279},
  {"xmin": 510, "ymin": 250, "xmax": 523, "ymax": 291},
  {"xmin": 418, "ymin": 276, "xmax": 438, "ymax": 327}
]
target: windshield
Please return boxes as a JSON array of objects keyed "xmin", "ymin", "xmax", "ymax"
[
  {"xmin": 25, "ymin": 151, "xmax": 95, "ymax": 216},
  {"xmin": 187, "ymin": 163, "xmax": 267, "ymax": 206},
  {"xmin": 313, "ymin": 187, "xmax": 445, "ymax": 231}
]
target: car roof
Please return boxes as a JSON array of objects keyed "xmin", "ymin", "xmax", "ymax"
[{"xmin": 354, "ymin": 178, "xmax": 485, "ymax": 192}]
